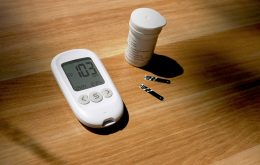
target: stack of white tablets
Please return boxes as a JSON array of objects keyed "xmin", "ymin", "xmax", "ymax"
[{"xmin": 125, "ymin": 8, "xmax": 166, "ymax": 67}]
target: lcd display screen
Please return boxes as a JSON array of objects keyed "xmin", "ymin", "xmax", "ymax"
[{"xmin": 62, "ymin": 57, "xmax": 105, "ymax": 91}]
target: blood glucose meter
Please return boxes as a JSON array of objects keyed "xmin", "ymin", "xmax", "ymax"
[{"xmin": 51, "ymin": 49, "xmax": 124, "ymax": 128}]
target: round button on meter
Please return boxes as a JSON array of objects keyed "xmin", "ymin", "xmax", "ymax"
[
  {"xmin": 89, "ymin": 91, "xmax": 103, "ymax": 103},
  {"xmin": 78, "ymin": 94, "xmax": 90, "ymax": 105},
  {"xmin": 101, "ymin": 88, "xmax": 113, "ymax": 98}
]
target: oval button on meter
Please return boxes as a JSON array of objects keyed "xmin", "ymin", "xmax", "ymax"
[
  {"xmin": 101, "ymin": 88, "xmax": 113, "ymax": 98},
  {"xmin": 78, "ymin": 95, "xmax": 90, "ymax": 105},
  {"xmin": 90, "ymin": 92, "xmax": 103, "ymax": 103}
]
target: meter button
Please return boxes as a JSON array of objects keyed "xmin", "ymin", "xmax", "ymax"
[
  {"xmin": 78, "ymin": 95, "xmax": 90, "ymax": 105},
  {"xmin": 90, "ymin": 92, "xmax": 103, "ymax": 103},
  {"xmin": 101, "ymin": 88, "xmax": 113, "ymax": 98}
]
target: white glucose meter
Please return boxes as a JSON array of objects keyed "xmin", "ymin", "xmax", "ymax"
[{"xmin": 51, "ymin": 49, "xmax": 124, "ymax": 128}]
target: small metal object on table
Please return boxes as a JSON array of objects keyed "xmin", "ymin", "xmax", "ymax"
[
  {"xmin": 144, "ymin": 75, "xmax": 171, "ymax": 84},
  {"xmin": 139, "ymin": 84, "xmax": 164, "ymax": 101}
]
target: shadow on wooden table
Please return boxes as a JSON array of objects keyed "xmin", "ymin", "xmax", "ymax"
[
  {"xmin": 0, "ymin": 119, "xmax": 65, "ymax": 164},
  {"xmin": 204, "ymin": 0, "xmax": 260, "ymax": 28},
  {"xmin": 83, "ymin": 103, "xmax": 129, "ymax": 135},
  {"xmin": 196, "ymin": 51, "xmax": 260, "ymax": 110},
  {"xmin": 141, "ymin": 53, "xmax": 184, "ymax": 78}
]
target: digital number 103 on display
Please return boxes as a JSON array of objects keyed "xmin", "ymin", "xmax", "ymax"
[{"xmin": 62, "ymin": 57, "xmax": 105, "ymax": 91}]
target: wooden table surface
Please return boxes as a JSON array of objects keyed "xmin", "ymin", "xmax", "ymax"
[{"xmin": 0, "ymin": 0, "xmax": 260, "ymax": 164}]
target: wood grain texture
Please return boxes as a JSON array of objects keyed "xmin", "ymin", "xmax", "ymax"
[
  {"xmin": 0, "ymin": 0, "xmax": 260, "ymax": 164},
  {"xmin": 1, "ymin": 0, "xmax": 260, "ymax": 80},
  {"xmin": 212, "ymin": 145, "xmax": 260, "ymax": 165}
]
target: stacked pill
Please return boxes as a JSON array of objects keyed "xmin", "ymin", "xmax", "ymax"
[{"xmin": 125, "ymin": 8, "xmax": 166, "ymax": 67}]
